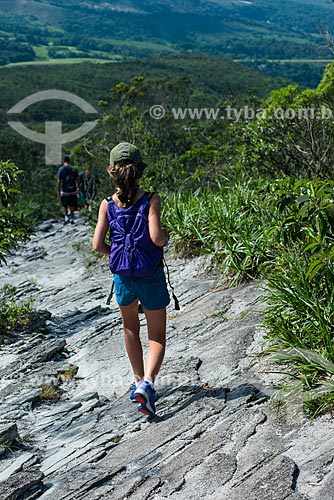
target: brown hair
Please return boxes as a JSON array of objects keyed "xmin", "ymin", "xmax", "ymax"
[{"xmin": 108, "ymin": 160, "xmax": 145, "ymax": 207}]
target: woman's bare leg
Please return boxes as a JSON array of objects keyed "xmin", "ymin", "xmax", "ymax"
[
  {"xmin": 119, "ymin": 301, "xmax": 144, "ymax": 383},
  {"xmin": 143, "ymin": 308, "xmax": 166, "ymax": 382}
]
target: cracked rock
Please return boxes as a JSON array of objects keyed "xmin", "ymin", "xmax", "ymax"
[
  {"xmin": 0, "ymin": 423, "xmax": 19, "ymax": 444},
  {"xmin": 0, "ymin": 468, "xmax": 44, "ymax": 499}
]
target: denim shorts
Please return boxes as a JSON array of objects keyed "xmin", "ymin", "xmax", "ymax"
[{"xmin": 113, "ymin": 267, "xmax": 170, "ymax": 310}]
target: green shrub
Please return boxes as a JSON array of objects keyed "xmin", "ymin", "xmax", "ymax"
[
  {"xmin": 0, "ymin": 160, "xmax": 31, "ymax": 264},
  {"xmin": 0, "ymin": 285, "xmax": 44, "ymax": 341},
  {"xmin": 231, "ymin": 64, "xmax": 334, "ymax": 179},
  {"xmin": 163, "ymin": 176, "xmax": 274, "ymax": 284},
  {"xmin": 0, "ymin": 296, "xmax": 36, "ymax": 340},
  {"xmin": 39, "ymin": 384, "xmax": 60, "ymax": 401},
  {"xmin": 263, "ymin": 178, "xmax": 334, "ymax": 416},
  {"xmin": 163, "ymin": 175, "xmax": 334, "ymax": 416}
]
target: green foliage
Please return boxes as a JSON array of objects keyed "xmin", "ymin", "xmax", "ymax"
[
  {"xmin": 268, "ymin": 178, "xmax": 334, "ymax": 278},
  {"xmin": 245, "ymin": 60, "xmax": 328, "ymax": 90},
  {"xmin": 163, "ymin": 177, "xmax": 274, "ymax": 284},
  {"xmin": 0, "ymin": 159, "xmax": 22, "ymax": 206},
  {"xmin": 74, "ymin": 73, "xmax": 226, "ymax": 196},
  {"xmin": 0, "ymin": 290, "xmax": 35, "ymax": 341},
  {"xmin": 0, "ymin": 160, "xmax": 30, "ymax": 264},
  {"xmin": 0, "ymin": 37, "xmax": 35, "ymax": 65},
  {"xmin": 264, "ymin": 255, "xmax": 334, "ymax": 352},
  {"xmin": 268, "ymin": 347, "xmax": 334, "ymax": 418},
  {"xmin": 0, "ymin": 284, "xmax": 48, "ymax": 342},
  {"xmin": 110, "ymin": 435, "xmax": 122, "ymax": 444},
  {"xmin": 39, "ymin": 384, "xmax": 60, "ymax": 401},
  {"xmin": 74, "ymin": 68, "xmax": 269, "ymax": 199},
  {"xmin": 232, "ymin": 64, "xmax": 334, "ymax": 178},
  {"xmin": 0, "ymin": 299, "xmax": 35, "ymax": 335},
  {"xmin": 59, "ymin": 366, "xmax": 78, "ymax": 381},
  {"xmin": 263, "ymin": 178, "xmax": 334, "ymax": 416},
  {"xmin": 1, "ymin": 47, "xmax": 334, "ymax": 418},
  {"xmin": 162, "ymin": 174, "xmax": 334, "ymax": 416}
]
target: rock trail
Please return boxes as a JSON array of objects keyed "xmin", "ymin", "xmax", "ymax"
[{"xmin": 0, "ymin": 217, "xmax": 334, "ymax": 499}]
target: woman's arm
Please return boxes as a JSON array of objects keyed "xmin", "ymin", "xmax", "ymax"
[
  {"xmin": 92, "ymin": 199, "xmax": 111, "ymax": 255},
  {"xmin": 148, "ymin": 194, "xmax": 168, "ymax": 247}
]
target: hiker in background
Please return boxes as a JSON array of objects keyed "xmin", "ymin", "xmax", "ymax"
[
  {"xmin": 78, "ymin": 168, "xmax": 99, "ymax": 211},
  {"xmin": 57, "ymin": 155, "xmax": 80, "ymax": 224},
  {"xmin": 92, "ymin": 142, "xmax": 170, "ymax": 417}
]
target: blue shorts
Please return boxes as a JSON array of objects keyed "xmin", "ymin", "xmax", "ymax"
[{"xmin": 114, "ymin": 267, "xmax": 170, "ymax": 310}]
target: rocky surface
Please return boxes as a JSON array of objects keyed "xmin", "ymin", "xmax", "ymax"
[{"xmin": 0, "ymin": 216, "xmax": 334, "ymax": 499}]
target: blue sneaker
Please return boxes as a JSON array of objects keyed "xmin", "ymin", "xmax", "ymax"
[
  {"xmin": 130, "ymin": 383, "xmax": 157, "ymax": 403},
  {"xmin": 130, "ymin": 382, "xmax": 157, "ymax": 402},
  {"xmin": 134, "ymin": 381, "xmax": 156, "ymax": 416}
]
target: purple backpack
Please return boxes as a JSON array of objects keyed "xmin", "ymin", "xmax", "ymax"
[{"xmin": 106, "ymin": 193, "xmax": 163, "ymax": 278}]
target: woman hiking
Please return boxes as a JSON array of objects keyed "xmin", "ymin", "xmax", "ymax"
[{"xmin": 92, "ymin": 142, "xmax": 170, "ymax": 417}]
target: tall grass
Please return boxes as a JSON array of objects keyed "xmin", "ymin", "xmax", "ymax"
[
  {"xmin": 163, "ymin": 176, "xmax": 334, "ymax": 416},
  {"xmin": 163, "ymin": 177, "xmax": 274, "ymax": 284},
  {"xmin": 263, "ymin": 178, "xmax": 334, "ymax": 416}
]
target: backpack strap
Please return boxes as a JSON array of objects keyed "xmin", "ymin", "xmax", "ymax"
[
  {"xmin": 163, "ymin": 257, "xmax": 180, "ymax": 310},
  {"xmin": 106, "ymin": 193, "xmax": 153, "ymax": 206},
  {"xmin": 136, "ymin": 192, "xmax": 155, "ymax": 216},
  {"xmin": 105, "ymin": 195, "xmax": 114, "ymax": 305},
  {"xmin": 106, "ymin": 279, "xmax": 114, "ymax": 305}
]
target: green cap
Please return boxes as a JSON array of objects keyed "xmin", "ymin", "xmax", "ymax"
[{"xmin": 110, "ymin": 142, "xmax": 143, "ymax": 167}]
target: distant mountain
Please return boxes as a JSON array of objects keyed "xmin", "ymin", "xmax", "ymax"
[
  {"xmin": 0, "ymin": 0, "xmax": 333, "ymax": 86},
  {"xmin": 0, "ymin": 0, "xmax": 333, "ymax": 62}
]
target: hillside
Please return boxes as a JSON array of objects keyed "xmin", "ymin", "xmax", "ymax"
[
  {"xmin": 0, "ymin": 55, "xmax": 273, "ymax": 114},
  {"xmin": 0, "ymin": 54, "xmax": 274, "ymax": 169},
  {"xmin": 0, "ymin": 0, "xmax": 333, "ymax": 67}
]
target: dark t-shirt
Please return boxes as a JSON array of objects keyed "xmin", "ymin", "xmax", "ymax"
[{"xmin": 58, "ymin": 165, "xmax": 78, "ymax": 193}]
